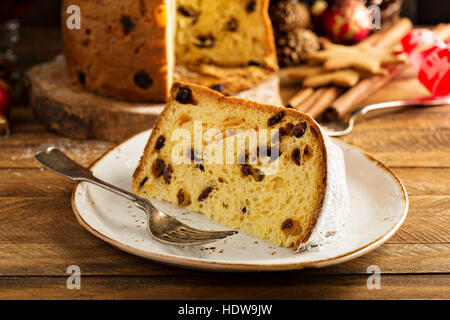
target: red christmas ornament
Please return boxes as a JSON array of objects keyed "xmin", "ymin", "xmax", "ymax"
[
  {"xmin": 401, "ymin": 29, "xmax": 450, "ymax": 97},
  {"xmin": 320, "ymin": 0, "xmax": 371, "ymax": 44},
  {"xmin": 0, "ymin": 76, "xmax": 12, "ymax": 136}
]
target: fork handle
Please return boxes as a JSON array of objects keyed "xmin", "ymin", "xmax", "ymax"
[
  {"xmin": 354, "ymin": 96, "xmax": 450, "ymax": 117},
  {"xmin": 35, "ymin": 146, "xmax": 140, "ymax": 203}
]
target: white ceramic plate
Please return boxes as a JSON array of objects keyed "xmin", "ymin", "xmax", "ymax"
[{"xmin": 72, "ymin": 130, "xmax": 408, "ymax": 271}]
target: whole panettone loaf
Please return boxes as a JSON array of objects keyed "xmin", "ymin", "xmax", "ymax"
[
  {"xmin": 132, "ymin": 82, "xmax": 349, "ymax": 250},
  {"xmin": 176, "ymin": 0, "xmax": 278, "ymax": 70},
  {"xmin": 62, "ymin": 0, "xmax": 176, "ymax": 102}
]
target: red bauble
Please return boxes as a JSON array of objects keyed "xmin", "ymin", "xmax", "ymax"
[
  {"xmin": 401, "ymin": 29, "xmax": 445, "ymax": 55},
  {"xmin": 401, "ymin": 29, "xmax": 450, "ymax": 97},
  {"xmin": 320, "ymin": 0, "xmax": 370, "ymax": 44},
  {"xmin": 0, "ymin": 79, "xmax": 12, "ymax": 116},
  {"xmin": 417, "ymin": 46, "xmax": 450, "ymax": 97}
]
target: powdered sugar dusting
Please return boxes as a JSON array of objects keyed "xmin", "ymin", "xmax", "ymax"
[{"xmin": 298, "ymin": 129, "xmax": 350, "ymax": 252}]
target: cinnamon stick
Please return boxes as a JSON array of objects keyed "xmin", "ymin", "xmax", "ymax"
[
  {"xmin": 323, "ymin": 65, "xmax": 401, "ymax": 120},
  {"xmin": 306, "ymin": 87, "xmax": 342, "ymax": 118},
  {"xmin": 294, "ymin": 88, "xmax": 327, "ymax": 112},
  {"xmin": 288, "ymin": 87, "xmax": 314, "ymax": 108}
]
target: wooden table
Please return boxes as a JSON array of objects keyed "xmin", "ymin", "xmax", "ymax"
[{"xmin": 0, "ymin": 28, "xmax": 448, "ymax": 300}]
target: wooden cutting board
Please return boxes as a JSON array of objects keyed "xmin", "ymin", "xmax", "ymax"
[{"xmin": 28, "ymin": 55, "xmax": 164, "ymax": 143}]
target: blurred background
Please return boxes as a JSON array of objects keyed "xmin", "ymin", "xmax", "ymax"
[{"xmin": 18, "ymin": 0, "xmax": 450, "ymax": 27}]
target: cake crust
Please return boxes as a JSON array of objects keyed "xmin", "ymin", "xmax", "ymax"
[{"xmin": 62, "ymin": 0, "xmax": 174, "ymax": 102}]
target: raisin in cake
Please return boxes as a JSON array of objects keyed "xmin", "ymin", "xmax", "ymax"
[
  {"xmin": 176, "ymin": 0, "xmax": 278, "ymax": 70},
  {"xmin": 62, "ymin": 0, "xmax": 176, "ymax": 102},
  {"xmin": 175, "ymin": 64, "xmax": 282, "ymax": 105},
  {"xmin": 132, "ymin": 82, "xmax": 349, "ymax": 250}
]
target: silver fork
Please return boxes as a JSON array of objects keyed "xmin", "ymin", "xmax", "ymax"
[
  {"xmin": 34, "ymin": 146, "xmax": 238, "ymax": 246},
  {"xmin": 319, "ymin": 96, "xmax": 450, "ymax": 137}
]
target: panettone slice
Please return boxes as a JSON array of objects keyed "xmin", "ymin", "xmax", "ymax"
[{"xmin": 132, "ymin": 82, "xmax": 349, "ymax": 250}]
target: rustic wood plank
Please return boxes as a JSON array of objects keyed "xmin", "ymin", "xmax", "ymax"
[
  {"xmin": 338, "ymin": 129, "xmax": 450, "ymax": 167},
  {"xmin": 394, "ymin": 168, "xmax": 450, "ymax": 196},
  {"xmin": 0, "ymin": 134, "xmax": 113, "ymax": 168},
  {"xmin": 0, "ymin": 243, "xmax": 447, "ymax": 276},
  {"xmin": 0, "ymin": 168, "xmax": 74, "ymax": 198},
  {"xmin": 0, "ymin": 274, "xmax": 448, "ymax": 299},
  {"xmin": 0, "ymin": 196, "xmax": 448, "ymax": 276},
  {"xmin": 389, "ymin": 196, "xmax": 450, "ymax": 244}
]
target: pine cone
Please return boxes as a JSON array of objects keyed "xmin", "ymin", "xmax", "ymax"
[
  {"xmin": 269, "ymin": 0, "xmax": 311, "ymax": 34},
  {"xmin": 276, "ymin": 28, "xmax": 320, "ymax": 67}
]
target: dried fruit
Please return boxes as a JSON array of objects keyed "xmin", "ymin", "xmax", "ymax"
[
  {"xmin": 281, "ymin": 218, "xmax": 303, "ymax": 236},
  {"xmin": 154, "ymin": 135, "xmax": 165, "ymax": 150},
  {"xmin": 225, "ymin": 18, "xmax": 239, "ymax": 31},
  {"xmin": 77, "ymin": 71, "xmax": 85, "ymax": 85},
  {"xmin": 270, "ymin": 147, "xmax": 281, "ymax": 161},
  {"xmin": 195, "ymin": 34, "xmax": 215, "ymax": 48},
  {"xmin": 241, "ymin": 165, "xmax": 252, "ymax": 176},
  {"xmin": 120, "ymin": 15, "xmax": 135, "ymax": 34},
  {"xmin": 241, "ymin": 164, "xmax": 264, "ymax": 181},
  {"xmin": 242, "ymin": 207, "xmax": 247, "ymax": 213},
  {"xmin": 163, "ymin": 164, "xmax": 173, "ymax": 184},
  {"xmin": 272, "ymin": 129, "xmax": 282, "ymax": 144},
  {"xmin": 198, "ymin": 186, "xmax": 213, "ymax": 201},
  {"xmin": 284, "ymin": 104, "xmax": 294, "ymax": 109},
  {"xmin": 177, "ymin": 189, "xmax": 185, "ymax": 205},
  {"xmin": 304, "ymin": 145, "xmax": 309, "ymax": 155},
  {"xmin": 291, "ymin": 148, "xmax": 301, "ymax": 166},
  {"xmin": 175, "ymin": 86, "xmax": 195, "ymax": 104},
  {"xmin": 197, "ymin": 164, "xmax": 205, "ymax": 171},
  {"xmin": 134, "ymin": 72, "xmax": 153, "ymax": 89},
  {"xmin": 152, "ymin": 159, "xmax": 166, "ymax": 178},
  {"xmin": 292, "ymin": 122, "xmax": 307, "ymax": 138},
  {"xmin": 268, "ymin": 110, "xmax": 285, "ymax": 126},
  {"xmin": 178, "ymin": 6, "xmax": 197, "ymax": 17},
  {"xmin": 250, "ymin": 168, "xmax": 265, "ymax": 182},
  {"xmin": 138, "ymin": 176, "xmax": 148, "ymax": 189},
  {"xmin": 188, "ymin": 147, "xmax": 202, "ymax": 163},
  {"xmin": 281, "ymin": 218, "xmax": 293, "ymax": 230},
  {"xmin": 246, "ymin": 0, "xmax": 256, "ymax": 13},
  {"xmin": 258, "ymin": 146, "xmax": 281, "ymax": 161},
  {"xmin": 209, "ymin": 84, "xmax": 224, "ymax": 92},
  {"xmin": 248, "ymin": 61, "xmax": 261, "ymax": 66},
  {"xmin": 283, "ymin": 122, "xmax": 294, "ymax": 136}
]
